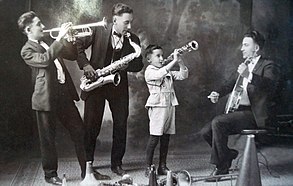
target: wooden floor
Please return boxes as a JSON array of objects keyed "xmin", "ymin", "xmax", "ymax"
[{"xmin": 1, "ymin": 131, "xmax": 293, "ymax": 186}]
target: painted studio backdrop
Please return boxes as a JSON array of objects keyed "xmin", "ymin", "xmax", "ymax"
[{"xmin": 0, "ymin": 0, "xmax": 292, "ymax": 155}]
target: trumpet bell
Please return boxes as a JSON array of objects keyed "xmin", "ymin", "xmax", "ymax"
[
  {"xmin": 176, "ymin": 170, "xmax": 191, "ymax": 186},
  {"xmin": 159, "ymin": 170, "xmax": 191, "ymax": 186}
]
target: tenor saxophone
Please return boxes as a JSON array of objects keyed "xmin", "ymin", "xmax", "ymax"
[{"xmin": 80, "ymin": 32, "xmax": 141, "ymax": 92}]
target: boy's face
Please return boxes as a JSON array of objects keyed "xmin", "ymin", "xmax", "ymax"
[
  {"xmin": 148, "ymin": 49, "xmax": 164, "ymax": 68},
  {"xmin": 26, "ymin": 16, "xmax": 45, "ymax": 40},
  {"xmin": 113, "ymin": 13, "xmax": 133, "ymax": 35}
]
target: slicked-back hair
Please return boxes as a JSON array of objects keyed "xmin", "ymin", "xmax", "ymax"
[
  {"xmin": 244, "ymin": 30, "xmax": 265, "ymax": 50},
  {"xmin": 112, "ymin": 3, "xmax": 133, "ymax": 16},
  {"xmin": 145, "ymin": 44, "xmax": 163, "ymax": 59},
  {"xmin": 17, "ymin": 11, "xmax": 37, "ymax": 34}
]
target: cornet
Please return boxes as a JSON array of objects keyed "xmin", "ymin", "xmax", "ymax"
[
  {"xmin": 163, "ymin": 40, "xmax": 199, "ymax": 64},
  {"xmin": 43, "ymin": 17, "xmax": 107, "ymax": 39}
]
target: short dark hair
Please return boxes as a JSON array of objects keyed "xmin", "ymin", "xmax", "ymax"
[
  {"xmin": 112, "ymin": 3, "xmax": 133, "ymax": 16},
  {"xmin": 17, "ymin": 11, "xmax": 37, "ymax": 34},
  {"xmin": 145, "ymin": 44, "xmax": 163, "ymax": 58},
  {"xmin": 244, "ymin": 30, "xmax": 265, "ymax": 50}
]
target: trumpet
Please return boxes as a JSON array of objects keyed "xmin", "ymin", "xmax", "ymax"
[
  {"xmin": 159, "ymin": 170, "xmax": 238, "ymax": 186},
  {"xmin": 43, "ymin": 17, "xmax": 107, "ymax": 39},
  {"xmin": 163, "ymin": 40, "xmax": 199, "ymax": 64}
]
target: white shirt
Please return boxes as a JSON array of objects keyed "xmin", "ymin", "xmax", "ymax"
[
  {"xmin": 111, "ymin": 27, "xmax": 123, "ymax": 50},
  {"xmin": 239, "ymin": 55, "xmax": 261, "ymax": 105},
  {"xmin": 30, "ymin": 39, "xmax": 66, "ymax": 84}
]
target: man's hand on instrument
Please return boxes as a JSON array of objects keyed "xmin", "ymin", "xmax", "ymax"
[
  {"xmin": 207, "ymin": 91, "xmax": 219, "ymax": 103},
  {"xmin": 238, "ymin": 63, "xmax": 250, "ymax": 78},
  {"xmin": 66, "ymin": 28, "xmax": 77, "ymax": 43},
  {"xmin": 56, "ymin": 22, "xmax": 73, "ymax": 42},
  {"xmin": 83, "ymin": 64, "xmax": 96, "ymax": 80}
]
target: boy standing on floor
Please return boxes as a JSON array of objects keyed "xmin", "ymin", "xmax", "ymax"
[{"xmin": 144, "ymin": 45, "xmax": 188, "ymax": 177}]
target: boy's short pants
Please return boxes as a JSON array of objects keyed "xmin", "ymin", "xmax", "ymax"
[{"xmin": 148, "ymin": 106, "xmax": 175, "ymax": 135}]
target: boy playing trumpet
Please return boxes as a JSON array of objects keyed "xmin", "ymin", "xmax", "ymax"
[{"xmin": 144, "ymin": 45, "xmax": 188, "ymax": 177}]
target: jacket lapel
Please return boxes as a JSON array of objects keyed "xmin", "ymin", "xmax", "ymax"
[
  {"xmin": 252, "ymin": 57, "xmax": 264, "ymax": 73},
  {"xmin": 101, "ymin": 24, "xmax": 112, "ymax": 65},
  {"xmin": 27, "ymin": 40, "xmax": 46, "ymax": 53}
]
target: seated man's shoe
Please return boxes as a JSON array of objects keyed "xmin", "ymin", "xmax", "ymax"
[
  {"xmin": 93, "ymin": 169, "xmax": 111, "ymax": 180},
  {"xmin": 157, "ymin": 164, "xmax": 170, "ymax": 175},
  {"xmin": 230, "ymin": 149, "xmax": 239, "ymax": 160},
  {"xmin": 111, "ymin": 165, "xmax": 126, "ymax": 176},
  {"xmin": 205, "ymin": 167, "xmax": 229, "ymax": 182},
  {"xmin": 227, "ymin": 149, "xmax": 239, "ymax": 169},
  {"xmin": 45, "ymin": 176, "xmax": 62, "ymax": 185}
]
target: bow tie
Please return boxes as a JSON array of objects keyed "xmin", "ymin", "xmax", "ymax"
[{"xmin": 113, "ymin": 31, "xmax": 122, "ymax": 38}]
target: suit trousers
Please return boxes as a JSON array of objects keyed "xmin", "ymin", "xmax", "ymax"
[
  {"xmin": 83, "ymin": 84, "xmax": 129, "ymax": 167},
  {"xmin": 35, "ymin": 86, "xmax": 86, "ymax": 178},
  {"xmin": 200, "ymin": 108, "xmax": 257, "ymax": 168}
]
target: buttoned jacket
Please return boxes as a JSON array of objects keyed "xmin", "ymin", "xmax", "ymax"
[
  {"xmin": 21, "ymin": 39, "xmax": 79, "ymax": 111},
  {"xmin": 76, "ymin": 23, "xmax": 144, "ymax": 100},
  {"xmin": 145, "ymin": 65, "xmax": 188, "ymax": 108},
  {"xmin": 218, "ymin": 57, "xmax": 281, "ymax": 127}
]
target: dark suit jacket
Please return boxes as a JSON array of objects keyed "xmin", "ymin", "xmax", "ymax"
[
  {"xmin": 76, "ymin": 23, "xmax": 144, "ymax": 100},
  {"xmin": 217, "ymin": 57, "xmax": 281, "ymax": 127},
  {"xmin": 21, "ymin": 39, "xmax": 79, "ymax": 111}
]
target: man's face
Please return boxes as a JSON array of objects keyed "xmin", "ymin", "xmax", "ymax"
[
  {"xmin": 26, "ymin": 17, "xmax": 45, "ymax": 40},
  {"xmin": 113, "ymin": 13, "xmax": 133, "ymax": 35},
  {"xmin": 148, "ymin": 49, "xmax": 164, "ymax": 68},
  {"xmin": 241, "ymin": 37, "xmax": 259, "ymax": 59}
]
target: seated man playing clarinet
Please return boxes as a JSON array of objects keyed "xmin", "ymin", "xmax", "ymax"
[{"xmin": 200, "ymin": 30, "xmax": 281, "ymax": 182}]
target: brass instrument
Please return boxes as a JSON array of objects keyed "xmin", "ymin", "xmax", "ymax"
[
  {"xmin": 159, "ymin": 170, "xmax": 238, "ymax": 186},
  {"xmin": 159, "ymin": 170, "xmax": 191, "ymax": 186},
  {"xmin": 224, "ymin": 57, "xmax": 253, "ymax": 114},
  {"xmin": 163, "ymin": 40, "xmax": 199, "ymax": 64},
  {"xmin": 43, "ymin": 17, "xmax": 107, "ymax": 39},
  {"xmin": 80, "ymin": 32, "xmax": 141, "ymax": 92}
]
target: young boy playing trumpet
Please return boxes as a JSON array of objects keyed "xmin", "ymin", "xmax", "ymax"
[{"xmin": 144, "ymin": 45, "xmax": 188, "ymax": 177}]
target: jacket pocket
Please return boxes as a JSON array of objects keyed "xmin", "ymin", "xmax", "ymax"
[{"xmin": 147, "ymin": 93, "xmax": 160, "ymax": 105}]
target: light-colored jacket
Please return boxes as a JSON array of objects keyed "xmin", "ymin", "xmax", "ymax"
[{"xmin": 145, "ymin": 65, "xmax": 188, "ymax": 108}]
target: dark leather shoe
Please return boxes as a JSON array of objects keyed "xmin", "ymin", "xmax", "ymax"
[
  {"xmin": 227, "ymin": 149, "xmax": 239, "ymax": 168},
  {"xmin": 111, "ymin": 166, "xmax": 126, "ymax": 176},
  {"xmin": 205, "ymin": 167, "xmax": 229, "ymax": 182},
  {"xmin": 157, "ymin": 164, "xmax": 169, "ymax": 175},
  {"xmin": 45, "ymin": 176, "xmax": 62, "ymax": 185},
  {"xmin": 93, "ymin": 169, "xmax": 111, "ymax": 180}
]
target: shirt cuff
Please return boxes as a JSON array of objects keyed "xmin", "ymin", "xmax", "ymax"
[{"xmin": 248, "ymin": 72, "xmax": 253, "ymax": 83}]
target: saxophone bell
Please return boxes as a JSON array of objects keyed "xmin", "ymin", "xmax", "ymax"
[
  {"xmin": 79, "ymin": 34, "xmax": 141, "ymax": 91},
  {"xmin": 80, "ymin": 72, "xmax": 121, "ymax": 92}
]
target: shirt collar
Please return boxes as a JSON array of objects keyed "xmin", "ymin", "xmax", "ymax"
[
  {"xmin": 29, "ymin": 38, "xmax": 39, "ymax": 43},
  {"xmin": 251, "ymin": 55, "xmax": 261, "ymax": 65},
  {"xmin": 112, "ymin": 26, "xmax": 121, "ymax": 36}
]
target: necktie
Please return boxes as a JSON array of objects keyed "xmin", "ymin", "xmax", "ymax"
[{"xmin": 112, "ymin": 31, "xmax": 123, "ymax": 50}]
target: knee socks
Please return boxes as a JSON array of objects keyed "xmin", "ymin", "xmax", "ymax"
[{"xmin": 146, "ymin": 134, "xmax": 170, "ymax": 167}]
